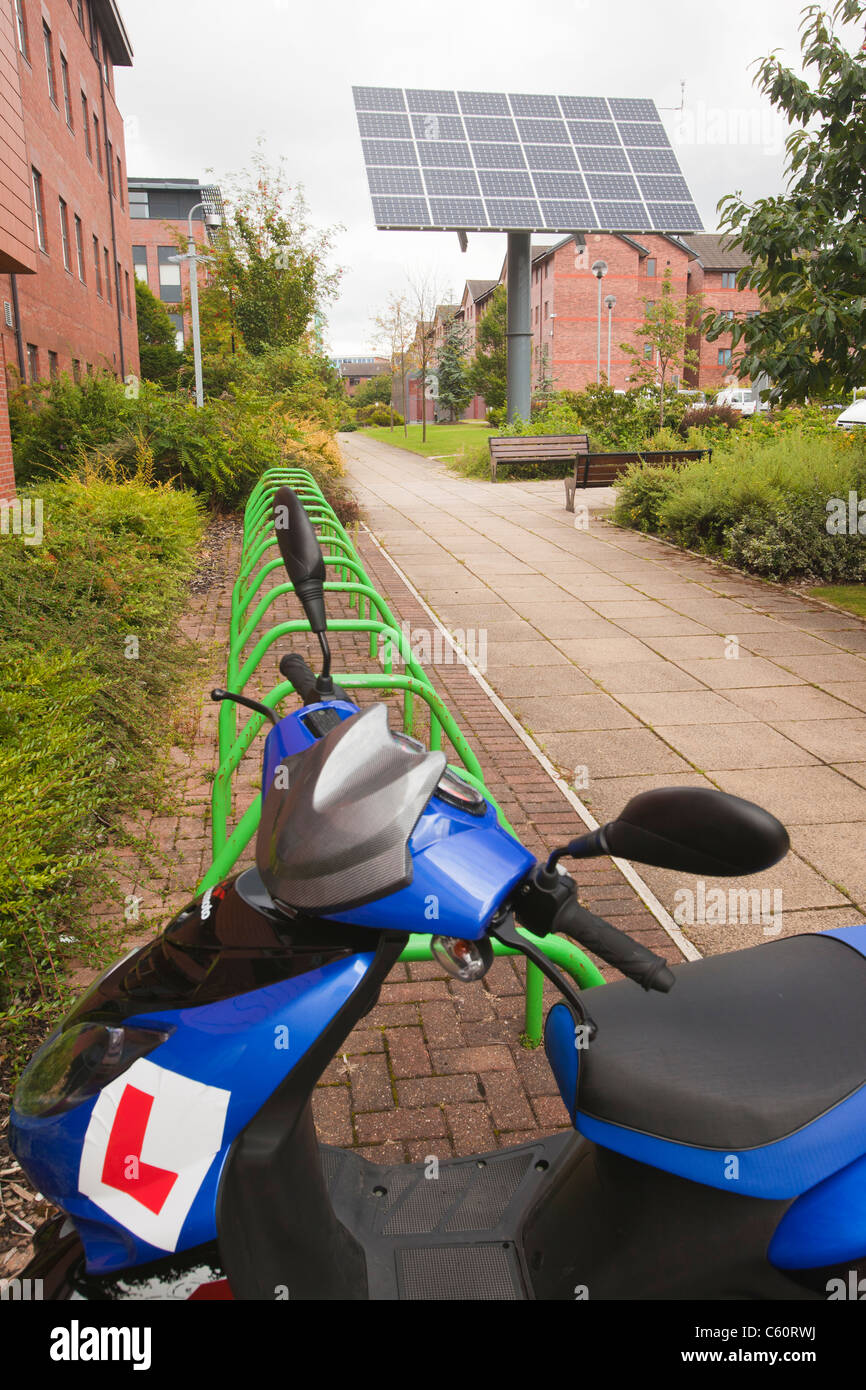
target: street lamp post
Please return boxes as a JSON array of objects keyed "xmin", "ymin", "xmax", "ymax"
[
  {"xmin": 170, "ymin": 201, "xmax": 221, "ymax": 409},
  {"xmin": 591, "ymin": 260, "xmax": 608, "ymax": 384},
  {"xmin": 604, "ymin": 293, "xmax": 616, "ymax": 384}
]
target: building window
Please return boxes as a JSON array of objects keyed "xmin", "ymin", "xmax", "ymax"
[
  {"xmin": 26, "ymin": 344, "xmax": 38, "ymax": 381},
  {"xmin": 168, "ymin": 312, "xmax": 184, "ymax": 352},
  {"xmin": 117, "ymin": 157, "xmax": 124, "ymax": 208},
  {"xmin": 116, "ymin": 259, "xmax": 122, "ymax": 308},
  {"xmin": 107, "ymin": 141, "xmax": 114, "ymax": 196},
  {"xmin": 725, "ymin": 309, "xmax": 735, "ymax": 321},
  {"xmin": 59, "ymin": 198, "xmax": 71, "ymax": 271},
  {"xmin": 644, "ymin": 343, "xmax": 653, "ymax": 360},
  {"xmin": 746, "ymin": 310, "xmax": 759, "ymax": 320},
  {"xmin": 74, "ymin": 215, "xmax": 85, "ymax": 281},
  {"xmin": 14, "ymin": 0, "xmax": 28, "ymax": 59},
  {"xmin": 718, "ymin": 348, "xmax": 732, "ymax": 366},
  {"xmin": 129, "ymin": 190, "xmax": 149, "ymax": 219},
  {"xmin": 158, "ymin": 246, "xmax": 182, "ymax": 303},
  {"xmin": 543, "ymin": 301, "xmax": 549, "ymax": 319},
  {"xmin": 31, "ymin": 168, "xmax": 46, "ymax": 251},
  {"xmin": 93, "ymin": 235, "xmax": 102, "ymax": 295},
  {"xmin": 43, "ymin": 22, "xmax": 57, "ymax": 104},
  {"xmin": 104, "ymin": 247, "xmax": 112, "ymax": 303},
  {"xmin": 721, "ymin": 271, "xmax": 737, "ymax": 289},
  {"xmin": 646, "ymin": 258, "xmax": 656, "ymax": 277},
  {"xmin": 125, "ymin": 270, "xmax": 131, "ymax": 316},
  {"xmin": 48, "ymin": 350, "xmax": 59, "ymax": 379},
  {"xmin": 132, "ymin": 245, "xmax": 149, "ymax": 284},
  {"xmin": 81, "ymin": 94, "xmax": 92, "ymax": 156},
  {"xmin": 86, "ymin": 362, "xmax": 93, "ymax": 376},
  {"xmin": 60, "ymin": 54, "xmax": 73, "ymax": 127},
  {"xmin": 73, "ymin": 359, "xmax": 81, "ymax": 382},
  {"xmin": 93, "ymin": 113, "xmax": 102, "ymax": 174}
]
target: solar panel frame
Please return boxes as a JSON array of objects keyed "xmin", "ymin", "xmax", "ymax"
[{"xmin": 353, "ymin": 85, "xmax": 702, "ymax": 232}]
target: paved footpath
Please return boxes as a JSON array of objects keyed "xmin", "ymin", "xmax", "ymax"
[{"xmin": 342, "ymin": 431, "xmax": 866, "ymax": 961}]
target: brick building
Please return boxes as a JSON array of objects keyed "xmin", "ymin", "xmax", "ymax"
[
  {"xmin": 127, "ymin": 177, "xmax": 224, "ymax": 350},
  {"xmin": 438, "ymin": 229, "xmax": 760, "ymax": 417},
  {"xmin": 0, "ymin": 0, "xmax": 138, "ymax": 456},
  {"xmin": 334, "ymin": 356, "xmax": 390, "ymax": 397}
]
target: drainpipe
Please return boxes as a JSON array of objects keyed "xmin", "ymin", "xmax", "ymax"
[
  {"xmin": 9, "ymin": 275, "xmax": 26, "ymax": 379},
  {"xmin": 98, "ymin": 65, "xmax": 126, "ymax": 378}
]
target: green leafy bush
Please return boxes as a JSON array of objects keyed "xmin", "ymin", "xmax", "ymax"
[
  {"xmin": 355, "ymin": 404, "xmax": 404, "ymax": 427},
  {"xmin": 0, "ymin": 465, "xmax": 203, "ymax": 1011}
]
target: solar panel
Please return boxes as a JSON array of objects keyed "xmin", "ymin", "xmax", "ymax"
[{"xmin": 353, "ymin": 86, "xmax": 702, "ymax": 232}]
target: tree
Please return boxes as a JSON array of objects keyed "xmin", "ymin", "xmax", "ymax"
[
  {"xmin": 436, "ymin": 318, "xmax": 472, "ymax": 420},
  {"xmin": 705, "ymin": 0, "xmax": 866, "ymax": 401},
  {"xmin": 621, "ymin": 268, "xmax": 700, "ymax": 428},
  {"xmin": 372, "ymin": 294, "xmax": 415, "ymax": 435},
  {"xmin": 135, "ymin": 278, "xmax": 182, "ymax": 388},
  {"xmin": 408, "ymin": 273, "xmax": 445, "ymax": 443},
  {"xmin": 352, "ymin": 372, "xmax": 393, "ymax": 409},
  {"xmin": 198, "ymin": 144, "xmax": 341, "ymax": 356},
  {"xmin": 468, "ymin": 285, "xmax": 508, "ymax": 415}
]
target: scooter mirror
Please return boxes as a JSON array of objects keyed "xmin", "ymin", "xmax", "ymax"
[
  {"xmin": 601, "ymin": 787, "xmax": 789, "ymax": 877},
  {"xmin": 273, "ymin": 486, "xmax": 327, "ymax": 634}
]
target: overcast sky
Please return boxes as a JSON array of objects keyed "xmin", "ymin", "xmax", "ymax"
[{"xmin": 116, "ymin": 0, "xmax": 857, "ymax": 358}]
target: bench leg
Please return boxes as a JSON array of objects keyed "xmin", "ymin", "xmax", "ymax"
[{"xmin": 564, "ymin": 477, "xmax": 575, "ymax": 512}]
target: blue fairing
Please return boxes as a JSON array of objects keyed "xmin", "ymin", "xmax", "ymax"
[
  {"xmin": 11, "ymin": 953, "xmax": 373, "ymax": 1274},
  {"xmin": 262, "ymin": 702, "xmax": 536, "ymax": 940}
]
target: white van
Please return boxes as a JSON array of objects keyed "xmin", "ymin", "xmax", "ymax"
[
  {"xmin": 835, "ymin": 398, "xmax": 866, "ymax": 430},
  {"xmin": 714, "ymin": 386, "xmax": 763, "ymax": 416}
]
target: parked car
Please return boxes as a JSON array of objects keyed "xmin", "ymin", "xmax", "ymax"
[
  {"xmin": 835, "ymin": 398, "xmax": 866, "ymax": 429},
  {"xmin": 714, "ymin": 386, "xmax": 766, "ymax": 416}
]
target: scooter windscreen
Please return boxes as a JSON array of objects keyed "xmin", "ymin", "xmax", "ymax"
[{"xmin": 256, "ymin": 702, "xmax": 446, "ymax": 914}]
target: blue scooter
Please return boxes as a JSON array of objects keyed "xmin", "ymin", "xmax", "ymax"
[{"xmin": 10, "ymin": 487, "xmax": 866, "ymax": 1300}]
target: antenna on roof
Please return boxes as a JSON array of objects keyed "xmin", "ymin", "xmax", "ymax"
[{"xmin": 659, "ymin": 80, "xmax": 686, "ymax": 112}]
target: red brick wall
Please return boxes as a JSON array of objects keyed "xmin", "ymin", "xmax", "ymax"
[
  {"xmin": 0, "ymin": 0, "xmax": 139, "ymax": 384},
  {"xmin": 0, "ymin": 337, "xmax": 16, "ymax": 497},
  {"xmin": 0, "ymin": 0, "xmax": 37, "ymax": 274},
  {"xmin": 130, "ymin": 216, "xmax": 209, "ymax": 347},
  {"xmin": 687, "ymin": 261, "xmax": 761, "ymax": 392}
]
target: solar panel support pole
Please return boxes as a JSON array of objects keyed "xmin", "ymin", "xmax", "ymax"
[{"xmin": 506, "ymin": 232, "xmax": 532, "ymax": 425}]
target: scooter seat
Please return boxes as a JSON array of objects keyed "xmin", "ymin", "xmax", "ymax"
[{"xmin": 544, "ymin": 927, "xmax": 866, "ymax": 1198}]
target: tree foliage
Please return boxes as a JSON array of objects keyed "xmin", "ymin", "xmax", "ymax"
[
  {"xmin": 135, "ymin": 278, "xmax": 182, "ymax": 388},
  {"xmin": 705, "ymin": 0, "xmax": 866, "ymax": 401},
  {"xmin": 622, "ymin": 268, "xmax": 701, "ymax": 427},
  {"xmin": 436, "ymin": 319, "xmax": 472, "ymax": 420},
  {"xmin": 468, "ymin": 285, "xmax": 507, "ymax": 413},
  {"xmin": 200, "ymin": 144, "xmax": 341, "ymax": 356}
]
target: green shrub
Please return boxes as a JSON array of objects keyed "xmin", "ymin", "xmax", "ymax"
[
  {"xmin": 679, "ymin": 404, "xmax": 740, "ymax": 434},
  {"xmin": 355, "ymin": 404, "xmax": 403, "ymax": 427},
  {"xmin": 0, "ymin": 465, "xmax": 203, "ymax": 1011}
]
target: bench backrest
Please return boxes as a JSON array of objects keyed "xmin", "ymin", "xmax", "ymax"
[
  {"xmin": 570, "ymin": 447, "xmax": 711, "ymax": 490},
  {"xmin": 489, "ymin": 434, "xmax": 589, "ymax": 459}
]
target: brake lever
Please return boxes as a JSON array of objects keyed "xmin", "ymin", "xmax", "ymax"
[{"xmin": 490, "ymin": 911, "xmax": 598, "ymax": 1042}]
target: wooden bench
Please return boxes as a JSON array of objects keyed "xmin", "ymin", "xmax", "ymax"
[
  {"xmin": 488, "ymin": 433, "xmax": 589, "ymax": 483},
  {"xmin": 564, "ymin": 448, "xmax": 712, "ymax": 512}
]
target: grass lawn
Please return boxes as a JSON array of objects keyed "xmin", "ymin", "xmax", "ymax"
[
  {"xmin": 806, "ymin": 584, "xmax": 866, "ymax": 618},
  {"xmin": 358, "ymin": 421, "xmax": 494, "ymax": 459}
]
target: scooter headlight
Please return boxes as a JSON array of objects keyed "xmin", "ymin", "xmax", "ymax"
[{"xmin": 13, "ymin": 1023, "xmax": 172, "ymax": 1119}]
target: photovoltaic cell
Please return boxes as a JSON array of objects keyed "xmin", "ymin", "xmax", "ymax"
[
  {"xmin": 510, "ymin": 93, "xmax": 561, "ymax": 118},
  {"xmin": 368, "ymin": 167, "xmax": 424, "ymax": 195},
  {"xmin": 352, "ymin": 86, "xmax": 406, "ymax": 112},
  {"xmin": 458, "ymin": 91, "xmax": 510, "ymax": 115},
  {"xmin": 532, "ymin": 171, "xmax": 588, "ymax": 199},
  {"xmin": 628, "ymin": 147, "xmax": 680, "ymax": 173},
  {"xmin": 618, "ymin": 122, "xmax": 671, "ymax": 147},
  {"xmin": 472, "ymin": 143, "xmax": 528, "ymax": 168},
  {"xmin": 574, "ymin": 146, "xmax": 630, "ymax": 172},
  {"xmin": 424, "ymin": 168, "xmax": 481, "ymax": 196},
  {"xmin": 515, "ymin": 118, "xmax": 570, "ymax": 144},
  {"xmin": 478, "ymin": 169, "xmax": 535, "ymax": 197},
  {"xmin": 357, "ymin": 111, "xmax": 412, "ymax": 139},
  {"xmin": 412, "ymin": 113, "xmax": 465, "ymax": 141},
  {"xmin": 353, "ymin": 86, "xmax": 702, "ymax": 232},
  {"xmin": 372, "ymin": 196, "xmax": 431, "ymax": 225},
  {"xmin": 637, "ymin": 174, "xmax": 692, "ymax": 200},
  {"xmin": 523, "ymin": 144, "xmax": 579, "ymax": 170},
  {"xmin": 406, "ymin": 89, "xmax": 459, "ymax": 113},
  {"xmin": 558, "ymin": 95, "xmax": 609, "ymax": 119},
  {"xmin": 608, "ymin": 97, "xmax": 657, "ymax": 121},
  {"xmin": 428, "ymin": 198, "xmax": 488, "ymax": 225},
  {"xmin": 464, "ymin": 116, "xmax": 519, "ymax": 142},
  {"xmin": 362, "ymin": 139, "xmax": 418, "ymax": 166},
  {"xmin": 419, "ymin": 143, "xmax": 474, "ymax": 167}
]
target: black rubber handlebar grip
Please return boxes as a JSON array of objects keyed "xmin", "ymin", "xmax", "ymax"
[
  {"xmin": 279, "ymin": 652, "xmax": 319, "ymax": 704},
  {"xmin": 555, "ymin": 898, "xmax": 675, "ymax": 993}
]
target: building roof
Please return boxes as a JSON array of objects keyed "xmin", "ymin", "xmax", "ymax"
[
  {"xmin": 683, "ymin": 233, "xmax": 749, "ymax": 270},
  {"xmin": 93, "ymin": 0, "xmax": 134, "ymax": 67},
  {"xmin": 338, "ymin": 360, "xmax": 390, "ymax": 378},
  {"xmin": 466, "ymin": 279, "xmax": 498, "ymax": 302}
]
